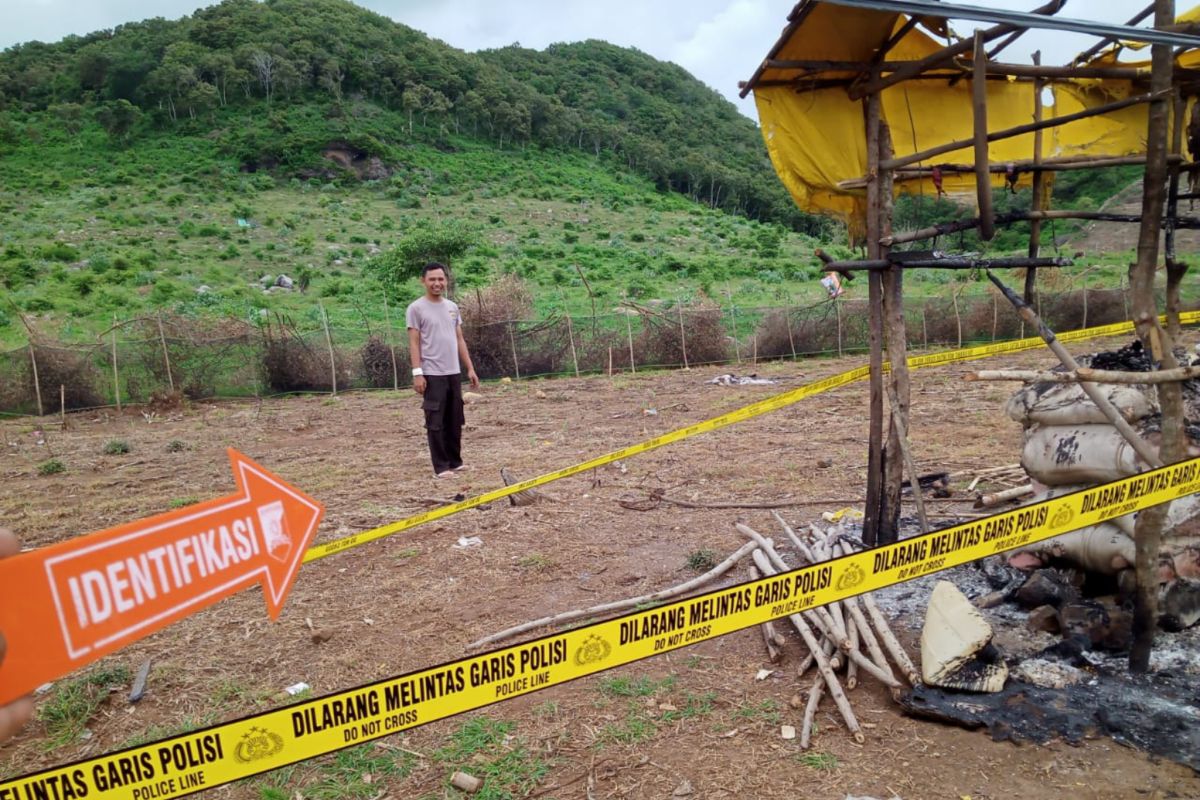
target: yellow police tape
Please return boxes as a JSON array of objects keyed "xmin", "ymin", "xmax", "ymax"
[
  {"xmin": 304, "ymin": 309, "xmax": 1200, "ymax": 562},
  {"xmin": 7, "ymin": 457, "xmax": 1199, "ymax": 798}
]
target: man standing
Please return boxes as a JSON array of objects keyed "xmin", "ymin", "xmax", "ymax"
[{"xmin": 406, "ymin": 262, "xmax": 480, "ymax": 477}]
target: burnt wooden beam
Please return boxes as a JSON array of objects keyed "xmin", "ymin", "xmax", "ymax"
[
  {"xmin": 973, "ymin": 31, "xmax": 995, "ymax": 241},
  {"xmin": 882, "ymin": 89, "xmax": 1170, "ymax": 171},
  {"xmin": 863, "ymin": 87, "xmax": 886, "ymax": 547}
]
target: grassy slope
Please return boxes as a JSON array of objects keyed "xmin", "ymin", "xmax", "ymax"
[{"xmin": 0, "ymin": 104, "xmax": 843, "ymax": 348}]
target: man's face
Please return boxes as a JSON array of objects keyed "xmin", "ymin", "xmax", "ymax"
[{"xmin": 422, "ymin": 269, "xmax": 447, "ymax": 296}]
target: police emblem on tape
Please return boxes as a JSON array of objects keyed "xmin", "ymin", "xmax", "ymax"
[
  {"xmin": 1050, "ymin": 503, "xmax": 1075, "ymax": 529},
  {"xmin": 836, "ymin": 562, "xmax": 865, "ymax": 592},
  {"xmin": 234, "ymin": 727, "xmax": 284, "ymax": 763},
  {"xmin": 574, "ymin": 633, "xmax": 612, "ymax": 666}
]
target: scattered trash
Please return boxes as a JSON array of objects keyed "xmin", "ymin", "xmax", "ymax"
[
  {"xmin": 35, "ymin": 682, "xmax": 54, "ymax": 695},
  {"xmin": 780, "ymin": 724, "xmax": 796, "ymax": 740},
  {"xmin": 755, "ymin": 668, "xmax": 775, "ymax": 681},
  {"xmin": 450, "ymin": 771, "xmax": 482, "ymax": 794},
  {"xmin": 821, "ymin": 508, "xmax": 864, "ymax": 523},
  {"xmin": 128, "ymin": 658, "xmax": 152, "ymax": 703},
  {"xmin": 706, "ymin": 373, "xmax": 777, "ymax": 386},
  {"xmin": 283, "ymin": 682, "xmax": 310, "ymax": 696},
  {"xmin": 921, "ymin": 581, "xmax": 1008, "ymax": 693},
  {"xmin": 453, "ymin": 536, "xmax": 483, "ymax": 549},
  {"xmin": 642, "ymin": 407, "xmax": 658, "ymax": 416}
]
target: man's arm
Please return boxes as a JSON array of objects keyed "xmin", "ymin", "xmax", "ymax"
[
  {"xmin": 456, "ymin": 326, "xmax": 480, "ymax": 390},
  {"xmin": 407, "ymin": 327, "xmax": 426, "ymax": 395}
]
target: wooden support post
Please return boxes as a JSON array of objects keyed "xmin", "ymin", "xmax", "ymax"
[
  {"xmin": 1129, "ymin": 0, "xmax": 1183, "ymax": 676},
  {"xmin": 785, "ymin": 301, "xmax": 797, "ymax": 360},
  {"xmin": 319, "ymin": 303, "xmax": 337, "ymax": 396},
  {"xmin": 863, "ymin": 88, "xmax": 886, "ymax": 548},
  {"xmin": 607, "ymin": 347, "xmax": 613, "ymax": 378},
  {"xmin": 678, "ymin": 304, "xmax": 690, "ymax": 369},
  {"xmin": 60, "ymin": 385, "xmax": 65, "ymax": 427},
  {"xmin": 383, "ymin": 297, "xmax": 399, "ymax": 390},
  {"xmin": 973, "ymin": 30, "xmax": 995, "ymax": 242},
  {"xmin": 880, "ymin": 115, "xmax": 905, "ymax": 545},
  {"xmin": 835, "ymin": 296, "xmax": 843, "ymax": 358},
  {"xmin": 1164, "ymin": 91, "xmax": 1187, "ymax": 339},
  {"xmin": 953, "ymin": 288, "xmax": 962, "ymax": 349},
  {"xmin": 28, "ymin": 343, "xmax": 43, "ymax": 417},
  {"xmin": 156, "ymin": 314, "xmax": 175, "ymax": 394},
  {"xmin": 1026, "ymin": 51, "xmax": 1046, "ymax": 304},
  {"xmin": 111, "ymin": 316, "xmax": 121, "ymax": 413}
]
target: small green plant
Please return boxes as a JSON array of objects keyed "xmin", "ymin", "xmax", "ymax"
[
  {"xmin": 434, "ymin": 719, "xmax": 549, "ymax": 800},
  {"xmin": 733, "ymin": 698, "xmax": 781, "ymax": 725},
  {"xmin": 165, "ymin": 440, "xmax": 188, "ymax": 452},
  {"xmin": 394, "ymin": 547, "xmax": 421, "ymax": 560},
  {"xmin": 303, "ymin": 744, "xmax": 413, "ymax": 800},
  {"xmin": 597, "ymin": 708, "xmax": 657, "ymax": 746},
  {"xmin": 516, "ymin": 553, "xmax": 552, "ymax": 571},
  {"xmin": 659, "ymin": 691, "xmax": 718, "ymax": 722},
  {"xmin": 797, "ymin": 751, "xmax": 839, "ymax": 771},
  {"xmin": 38, "ymin": 664, "xmax": 132, "ymax": 749},
  {"xmin": 685, "ymin": 549, "xmax": 718, "ymax": 571},
  {"xmin": 102, "ymin": 439, "xmax": 130, "ymax": 455},
  {"xmin": 597, "ymin": 674, "xmax": 675, "ymax": 698},
  {"xmin": 38, "ymin": 458, "xmax": 65, "ymax": 475},
  {"xmin": 169, "ymin": 496, "xmax": 199, "ymax": 509}
]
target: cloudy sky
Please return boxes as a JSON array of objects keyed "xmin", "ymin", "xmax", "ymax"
[{"xmin": 0, "ymin": 0, "xmax": 1149, "ymax": 119}]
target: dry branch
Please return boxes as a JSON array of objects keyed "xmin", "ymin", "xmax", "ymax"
[
  {"xmin": 464, "ymin": 540, "xmax": 759, "ymax": 650},
  {"xmin": 967, "ymin": 365, "xmax": 1200, "ymax": 384}
]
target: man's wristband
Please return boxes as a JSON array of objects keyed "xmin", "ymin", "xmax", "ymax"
[{"xmin": 412, "ymin": 368, "xmax": 423, "ymax": 377}]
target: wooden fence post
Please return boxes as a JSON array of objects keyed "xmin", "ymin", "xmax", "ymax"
[
  {"xmin": 157, "ymin": 314, "xmax": 175, "ymax": 393},
  {"xmin": 111, "ymin": 316, "xmax": 121, "ymax": 412},
  {"xmin": 785, "ymin": 302, "xmax": 797, "ymax": 360},
  {"xmin": 726, "ymin": 289, "xmax": 741, "ymax": 363},
  {"xmin": 319, "ymin": 303, "xmax": 337, "ymax": 395},
  {"xmin": 28, "ymin": 343, "xmax": 43, "ymax": 417},
  {"xmin": 1081, "ymin": 275, "xmax": 1089, "ymax": 329},
  {"xmin": 565, "ymin": 313, "xmax": 581, "ymax": 378},
  {"xmin": 60, "ymin": 385, "xmax": 66, "ymax": 427},
  {"xmin": 678, "ymin": 304, "xmax": 689, "ymax": 370},
  {"xmin": 991, "ymin": 293, "xmax": 998, "ymax": 341},
  {"xmin": 383, "ymin": 297, "xmax": 399, "ymax": 390},
  {"xmin": 952, "ymin": 289, "xmax": 962, "ymax": 349},
  {"xmin": 508, "ymin": 321, "xmax": 521, "ymax": 379},
  {"xmin": 624, "ymin": 311, "xmax": 636, "ymax": 374},
  {"xmin": 836, "ymin": 296, "xmax": 843, "ymax": 357}
]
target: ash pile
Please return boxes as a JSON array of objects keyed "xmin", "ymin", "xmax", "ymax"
[{"xmin": 870, "ymin": 339, "xmax": 1200, "ymax": 770}]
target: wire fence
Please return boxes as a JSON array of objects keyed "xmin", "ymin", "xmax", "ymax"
[{"xmin": 0, "ymin": 283, "xmax": 1183, "ymax": 418}]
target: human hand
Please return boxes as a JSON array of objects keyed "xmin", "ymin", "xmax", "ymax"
[
  {"xmin": 414, "ymin": 375, "xmax": 427, "ymax": 395},
  {"xmin": 0, "ymin": 528, "xmax": 35, "ymax": 745},
  {"xmin": 467, "ymin": 369, "xmax": 480, "ymax": 391}
]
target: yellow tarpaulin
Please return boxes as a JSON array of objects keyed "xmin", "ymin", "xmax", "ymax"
[{"xmin": 751, "ymin": 3, "xmax": 1194, "ymax": 238}]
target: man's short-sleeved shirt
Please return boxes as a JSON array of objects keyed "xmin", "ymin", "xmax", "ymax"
[{"xmin": 406, "ymin": 296, "xmax": 462, "ymax": 376}]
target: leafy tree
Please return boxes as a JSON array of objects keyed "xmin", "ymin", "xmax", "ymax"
[
  {"xmin": 366, "ymin": 220, "xmax": 479, "ymax": 300},
  {"xmin": 94, "ymin": 99, "xmax": 140, "ymax": 143}
]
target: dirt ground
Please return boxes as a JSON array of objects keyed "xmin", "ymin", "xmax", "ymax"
[{"xmin": 2, "ymin": 330, "xmax": 1199, "ymax": 800}]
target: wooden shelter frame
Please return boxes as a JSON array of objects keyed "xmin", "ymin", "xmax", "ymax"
[{"xmin": 741, "ymin": 0, "xmax": 1200, "ymax": 671}]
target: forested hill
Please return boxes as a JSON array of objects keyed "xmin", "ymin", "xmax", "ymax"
[{"xmin": 0, "ymin": 0, "xmax": 819, "ymax": 231}]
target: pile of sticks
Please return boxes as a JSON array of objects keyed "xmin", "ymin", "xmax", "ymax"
[
  {"xmin": 739, "ymin": 514, "xmax": 919, "ymax": 747},
  {"xmin": 466, "ymin": 514, "xmax": 920, "ymax": 749}
]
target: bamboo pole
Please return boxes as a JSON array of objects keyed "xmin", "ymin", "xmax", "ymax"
[
  {"xmin": 973, "ymin": 30, "xmax": 995, "ymax": 241},
  {"xmin": 678, "ymin": 304, "xmax": 689, "ymax": 369},
  {"xmin": 383, "ymin": 297, "xmax": 399, "ymax": 390},
  {"xmin": 607, "ymin": 347, "xmax": 613, "ymax": 378},
  {"xmin": 987, "ymin": 271, "xmax": 1163, "ymax": 469},
  {"xmin": 968, "ymin": 365, "xmax": 1200, "ymax": 383},
  {"xmin": 28, "ymin": 343, "xmax": 43, "ymax": 417},
  {"xmin": 882, "ymin": 89, "xmax": 1169, "ymax": 171},
  {"xmin": 1026, "ymin": 51, "xmax": 1046, "ymax": 305},
  {"xmin": 319, "ymin": 303, "xmax": 337, "ymax": 395},
  {"xmin": 60, "ymin": 385, "xmax": 65, "ymax": 427},
  {"xmin": 156, "ymin": 314, "xmax": 175, "ymax": 393},
  {"xmin": 111, "ymin": 316, "xmax": 121, "ymax": 413}
]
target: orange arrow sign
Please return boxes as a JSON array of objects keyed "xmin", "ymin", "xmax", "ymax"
[{"xmin": 0, "ymin": 449, "xmax": 323, "ymax": 705}]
